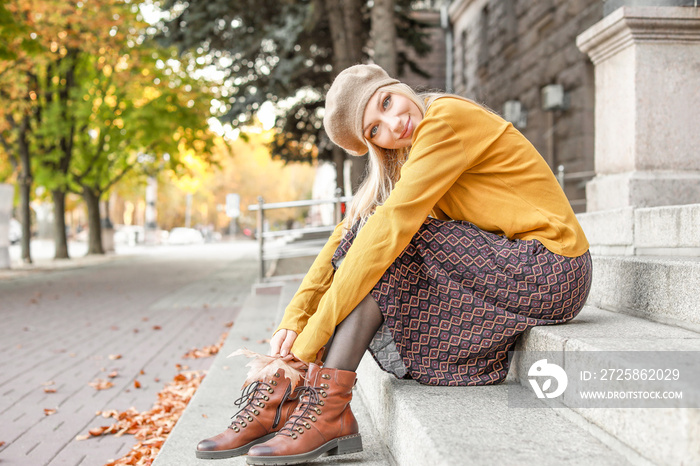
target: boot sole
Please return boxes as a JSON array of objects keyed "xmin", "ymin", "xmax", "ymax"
[
  {"xmin": 245, "ymin": 433, "xmax": 363, "ymax": 465},
  {"xmin": 195, "ymin": 433, "xmax": 277, "ymax": 459}
]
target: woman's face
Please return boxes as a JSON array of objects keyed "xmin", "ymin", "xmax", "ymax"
[{"xmin": 362, "ymin": 90, "xmax": 423, "ymax": 150}]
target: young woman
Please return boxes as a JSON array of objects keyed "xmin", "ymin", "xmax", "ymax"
[{"xmin": 197, "ymin": 64, "xmax": 592, "ymax": 465}]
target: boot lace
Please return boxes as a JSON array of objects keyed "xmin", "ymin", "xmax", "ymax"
[
  {"xmin": 277, "ymin": 385, "xmax": 326, "ymax": 439},
  {"xmin": 228, "ymin": 379, "xmax": 291, "ymax": 431}
]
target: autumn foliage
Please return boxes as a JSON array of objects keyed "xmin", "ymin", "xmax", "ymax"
[{"xmin": 76, "ymin": 332, "xmax": 229, "ymax": 465}]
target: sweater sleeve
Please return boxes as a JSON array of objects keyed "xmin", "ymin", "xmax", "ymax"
[
  {"xmin": 275, "ymin": 221, "xmax": 345, "ymax": 335},
  {"xmin": 291, "ymin": 103, "xmax": 499, "ymax": 363}
]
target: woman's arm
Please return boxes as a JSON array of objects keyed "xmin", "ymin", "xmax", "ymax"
[{"xmin": 273, "ymin": 221, "xmax": 345, "ymax": 337}]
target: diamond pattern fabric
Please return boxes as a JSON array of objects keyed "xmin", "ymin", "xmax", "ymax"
[{"xmin": 332, "ymin": 218, "xmax": 592, "ymax": 386}]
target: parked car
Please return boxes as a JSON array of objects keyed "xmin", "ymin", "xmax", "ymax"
[{"xmin": 167, "ymin": 227, "xmax": 205, "ymax": 245}]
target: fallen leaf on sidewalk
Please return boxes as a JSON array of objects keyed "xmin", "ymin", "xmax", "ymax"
[
  {"xmin": 77, "ymin": 329, "xmax": 232, "ymax": 465},
  {"xmin": 108, "ymin": 354, "xmax": 122, "ymax": 360},
  {"xmin": 43, "ymin": 387, "xmax": 57, "ymax": 393},
  {"xmin": 44, "ymin": 408, "xmax": 57, "ymax": 416},
  {"xmin": 0, "ymin": 441, "xmax": 6, "ymax": 447},
  {"xmin": 89, "ymin": 379, "xmax": 114, "ymax": 390},
  {"xmin": 152, "ymin": 325, "xmax": 162, "ymax": 330},
  {"xmin": 89, "ymin": 426, "xmax": 109, "ymax": 436},
  {"xmin": 257, "ymin": 338, "xmax": 270, "ymax": 344},
  {"xmin": 108, "ymin": 371, "xmax": 119, "ymax": 378},
  {"xmin": 83, "ymin": 370, "xmax": 206, "ymax": 466},
  {"xmin": 134, "ymin": 380, "xmax": 141, "ymax": 389},
  {"xmin": 224, "ymin": 321, "xmax": 234, "ymax": 328},
  {"xmin": 75, "ymin": 434, "xmax": 90, "ymax": 441},
  {"xmin": 182, "ymin": 332, "xmax": 228, "ymax": 359}
]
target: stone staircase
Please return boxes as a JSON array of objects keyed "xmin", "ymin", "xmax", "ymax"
[
  {"xmin": 354, "ymin": 204, "xmax": 699, "ymax": 465},
  {"xmin": 155, "ymin": 204, "xmax": 699, "ymax": 465}
]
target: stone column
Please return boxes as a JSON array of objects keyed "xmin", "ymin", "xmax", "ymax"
[
  {"xmin": 577, "ymin": 6, "xmax": 700, "ymax": 211},
  {"xmin": 0, "ymin": 184, "xmax": 14, "ymax": 269}
]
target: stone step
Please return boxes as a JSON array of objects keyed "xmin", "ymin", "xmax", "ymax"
[
  {"xmin": 357, "ymin": 304, "xmax": 700, "ymax": 466},
  {"xmin": 512, "ymin": 305, "xmax": 700, "ymax": 466},
  {"xmin": 588, "ymin": 255, "xmax": 700, "ymax": 330},
  {"xmin": 577, "ymin": 203, "xmax": 700, "ymax": 256},
  {"xmin": 356, "ymin": 354, "xmax": 644, "ymax": 466},
  {"xmin": 154, "ymin": 284, "xmax": 393, "ymax": 466}
]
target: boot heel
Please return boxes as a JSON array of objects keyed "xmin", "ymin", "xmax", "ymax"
[{"xmin": 327, "ymin": 434, "xmax": 363, "ymax": 456}]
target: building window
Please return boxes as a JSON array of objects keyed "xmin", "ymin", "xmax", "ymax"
[
  {"xmin": 461, "ymin": 29, "xmax": 468, "ymax": 89},
  {"xmin": 478, "ymin": 5, "xmax": 489, "ymax": 68}
]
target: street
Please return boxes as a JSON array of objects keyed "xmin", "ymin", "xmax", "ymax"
[{"xmin": 0, "ymin": 241, "xmax": 259, "ymax": 465}]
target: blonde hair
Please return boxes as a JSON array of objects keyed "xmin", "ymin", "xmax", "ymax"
[{"xmin": 344, "ymin": 84, "xmax": 462, "ymax": 230}]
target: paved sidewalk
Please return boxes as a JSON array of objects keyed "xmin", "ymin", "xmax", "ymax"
[{"xmin": 0, "ymin": 241, "xmax": 259, "ymax": 466}]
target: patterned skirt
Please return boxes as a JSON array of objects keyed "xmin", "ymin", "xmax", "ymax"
[{"xmin": 331, "ymin": 218, "xmax": 592, "ymax": 386}]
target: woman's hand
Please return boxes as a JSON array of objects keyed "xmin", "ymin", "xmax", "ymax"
[{"xmin": 269, "ymin": 329, "xmax": 298, "ymax": 357}]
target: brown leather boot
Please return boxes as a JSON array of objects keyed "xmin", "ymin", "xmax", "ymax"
[
  {"xmin": 246, "ymin": 363, "xmax": 363, "ymax": 465},
  {"xmin": 196, "ymin": 367, "xmax": 302, "ymax": 459}
]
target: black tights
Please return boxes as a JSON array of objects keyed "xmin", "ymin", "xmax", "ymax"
[{"xmin": 323, "ymin": 294, "xmax": 384, "ymax": 372}]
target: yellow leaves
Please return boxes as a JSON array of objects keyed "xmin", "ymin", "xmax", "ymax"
[
  {"xmin": 77, "ymin": 369, "xmax": 207, "ymax": 465},
  {"xmin": 182, "ymin": 332, "xmax": 228, "ymax": 359},
  {"xmin": 89, "ymin": 379, "xmax": 115, "ymax": 390},
  {"xmin": 103, "ymin": 64, "xmax": 113, "ymax": 78},
  {"xmin": 171, "ymin": 148, "xmax": 208, "ymax": 194},
  {"xmin": 104, "ymin": 95, "xmax": 117, "ymax": 108}
]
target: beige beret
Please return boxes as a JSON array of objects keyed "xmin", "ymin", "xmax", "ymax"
[{"xmin": 323, "ymin": 64, "xmax": 399, "ymax": 156}]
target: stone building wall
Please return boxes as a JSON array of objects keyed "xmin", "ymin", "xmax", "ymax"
[{"xmin": 449, "ymin": 0, "xmax": 604, "ymax": 211}]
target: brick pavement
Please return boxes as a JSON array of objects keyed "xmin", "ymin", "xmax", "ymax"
[{"xmin": 0, "ymin": 241, "xmax": 259, "ymax": 466}]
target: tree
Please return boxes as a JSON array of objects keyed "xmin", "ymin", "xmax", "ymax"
[
  {"xmin": 4, "ymin": 0, "xmax": 217, "ymax": 256},
  {"xmin": 64, "ymin": 46, "xmax": 216, "ymax": 254},
  {"xmin": 371, "ymin": 0, "xmax": 398, "ymax": 76},
  {"xmin": 0, "ymin": 0, "xmax": 47, "ymax": 263},
  {"xmin": 158, "ymin": 0, "xmax": 433, "ymax": 193},
  {"xmin": 1, "ymin": 0, "xmax": 136, "ymax": 260}
]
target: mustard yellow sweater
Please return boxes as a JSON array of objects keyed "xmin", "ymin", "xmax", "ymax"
[{"xmin": 277, "ymin": 97, "xmax": 589, "ymax": 363}]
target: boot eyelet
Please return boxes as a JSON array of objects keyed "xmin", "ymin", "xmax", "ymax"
[
  {"xmin": 253, "ymin": 409, "xmax": 260, "ymax": 415},
  {"xmin": 291, "ymin": 433, "xmax": 297, "ymax": 439},
  {"xmin": 321, "ymin": 374, "xmax": 330, "ymax": 379},
  {"xmin": 268, "ymin": 387, "xmax": 274, "ymax": 393},
  {"xmin": 259, "ymin": 402, "xmax": 266, "ymax": 408},
  {"xmin": 304, "ymin": 422, "xmax": 311, "ymax": 428},
  {"xmin": 263, "ymin": 395, "xmax": 270, "ymax": 401},
  {"xmin": 274, "ymin": 372, "xmax": 280, "ymax": 378},
  {"xmin": 310, "ymin": 415, "xmax": 317, "ymax": 422},
  {"xmin": 247, "ymin": 415, "xmax": 253, "ymax": 421},
  {"xmin": 241, "ymin": 421, "xmax": 247, "ymax": 427},
  {"xmin": 321, "ymin": 392, "xmax": 327, "ymax": 398},
  {"xmin": 297, "ymin": 427, "xmax": 303, "ymax": 433},
  {"xmin": 321, "ymin": 383, "xmax": 329, "ymax": 389},
  {"xmin": 319, "ymin": 400, "xmax": 325, "ymax": 406},
  {"xmin": 315, "ymin": 408, "xmax": 322, "ymax": 414},
  {"xmin": 233, "ymin": 426, "xmax": 240, "ymax": 432},
  {"xmin": 271, "ymin": 380, "xmax": 277, "ymax": 386}
]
